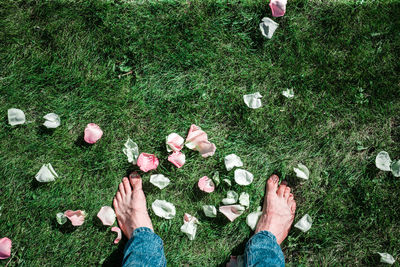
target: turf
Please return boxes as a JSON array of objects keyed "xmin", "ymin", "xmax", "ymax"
[{"xmin": 1, "ymin": 0, "xmax": 400, "ymax": 266}]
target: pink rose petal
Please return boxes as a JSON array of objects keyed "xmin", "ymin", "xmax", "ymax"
[
  {"xmin": 84, "ymin": 123, "xmax": 103, "ymax": 144},
  {"xmin": 166, "ymin": 133, "xmax": 184, "ymax": 152},
  {"xmin": 111, "ymin": 227, "xmax": 122, "ymax": 244},
  {"xmin": 219, "ymin": 205, "xmax": 245, "ymax": 222},
  {"xmin": 168, "ymin": 151, "xmax": 186, "ymax": 168},
  {"xmin": 197, "ymin": 141, "xmax": 216, "ymax": 158},
  {"xmin": 0, "ymin": 238, "xmax": 12, "ymax": 260},
  {"xmin": 269, "ymin": 0, "xmax": 287, "ymax": 17},
  {"xmin": 185, "ymin": 124, "xmax": 216, "ymax": 158},
  {"xmin": 64, "ymin": 210, "xmax": 86, "ymax": 226},
  {"xmin": 198, "ymin": 176, "xmax": 215, "ymax": 193},
  {"xmin": 137, "ymin": 153, "xmax": 159, "ymax": 172},
  {"xmin": 97, "ymin": 206, "xmax": 116, "ymax": 226}
]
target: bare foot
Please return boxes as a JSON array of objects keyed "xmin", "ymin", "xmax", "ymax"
[
  {"xmin": 255, "ymin": 174, "xmax": 296, "ymax": 244},
  {"xmin": 113, "ymin": 172, "xmax": 153, "ymax": 239}
]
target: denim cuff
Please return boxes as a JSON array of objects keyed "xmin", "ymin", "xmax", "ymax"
[
  {"xmin": 132, "ymin": 227, "xmax": 154, "ymax": 237},
  {"xmin": 249, "ymin": 230, "xmax": 279, "ymax": 245}
]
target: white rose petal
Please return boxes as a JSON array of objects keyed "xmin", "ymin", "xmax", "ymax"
[
  {"xmin": 234, "ymin": 169, "xmax": 254, "ymax": 185},
  {"xmin": 377, "ymin": 252, "xmax": 396, "ymax": 265},
  {"xmin": 391, "ymin": 160, "xmax": 400, "ymax": 177},
  {"xmin": 294, "ymin": 163, "xmax": 310, "ymax": 180},
  {"xmin": 202, "ymin": 205, "xmax": 217, "ymax": 218},
  {"xmin": 223, "ymin": 179, "xmax": 232, "ymax": 186},
  {"xmin": 122, "ymin": 138, "xmax": 139, "ymax": 164},
  {"xmin": 43, "ymin": 113, "xmax": 61, "ymax": 128},
  {"xmin": 243, "ymin": 92, "xmax": 262, "ymax": 109},
  {"xmin": 56, "ymin": 212, "xmax": 67, "ymax": 225},
  {"xmin": 224, "ymin": 154, "xmax": 244, "ymax": 171},
  {"xmin": 97, "ymin": 206, "xmax": 116, "ymax": 226},
  {"xmin": 35, "ymin": 163, "xmax": 58, "ymax": 182},
  {"xmin": 294, "ymin": 214, "xmax": 313, "ymax": 232},
  {"xmin": 282, "ymin": 88, "xmax": 294, "ymax": 98},
  {"xmin": 375, "ymin": 151, "xmax": 392, "ymax": 171},
  {"xmin": 239, "ymin": 192, "xmax": 250, "ymax": 208},
  {"xmin": 150, "ymin": 174, "xmax": 170, "ymax": 189},
  {"xmin": 151, "ymin": 200, "xmax": 176, "ymax": 219},
  {"xmin": 166, "ymin": 133, "xmax": 184, "ymax": 152},
  {"xmin": 246, "ymin": 206, "xmax": 262, "ymax": 230},
  {"xmin": 219, "ymin": 205, "xmax": 246, "ymax": 222},
  {"xmin": 180, "ymin": 213, "xmax": 199, "ymax": 240},
  {"xmin": 8, "ymin": 108, "xmax": 26, "ymax": 126},
  {"xmin": 259, "ymin": 17, "xmax": 279, "ymax": 39},
  {"xmin": 222, "ymin": 190, "xmax": 239, "ymax": 205}
]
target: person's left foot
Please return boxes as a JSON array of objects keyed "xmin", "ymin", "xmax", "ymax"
[{"xmin": 113, "ymin": 173, "xmax": 153, "ymax": 239}]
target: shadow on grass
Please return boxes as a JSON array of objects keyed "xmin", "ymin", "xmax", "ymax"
[
  {"xmin": 74, "ymin": 132, "xmax": 92, "ymax": 148},
  {"xmin": 101, "ymin": 240, "xmax": 125, "ymax": 267},
  {"xmin": 51, "ymin": 219, "xmax": 77, "ymax": 234}
]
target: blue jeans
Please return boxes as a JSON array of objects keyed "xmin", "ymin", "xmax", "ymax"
[{"xmin": 122, "ymin": 227, "xmax": 284, "ymax": 266}]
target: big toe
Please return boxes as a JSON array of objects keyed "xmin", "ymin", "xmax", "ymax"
[
  {"xmin": 129, "ymin": 173, "xmax": 142, "ymax": 191},
  {"xmin": 267, "ymin": 174, "xmax": 279, "ymax": 192}
]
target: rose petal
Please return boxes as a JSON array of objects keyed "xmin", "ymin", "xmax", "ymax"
[
  {"xmin": 180, "ymin": 213, "xmax": 199, "ymax": 240},
  {"xmin": 224, "ymin": 154, "xmax": 243, "ymax": 171},
  {"xmin": 137, "ymin": 153, "xmax": 159, "ymax": 172},
  {"xmin": 185, "ymin": 124, "xmax": 216, "ymax": 158},
  {"xmin": 223, "ymin": 179, "xmax": 232, "ymax": 186},
  {"xmin": 122, "ymin": 138, "xmax": 139, "ymax": 164},
  {"xmin": 376, "ymin": 151, "xmax": 392, "ymax": 171},
  {"xmin": 202, "ymin": 205, "xmax": 217, "ymax": 218},
  {"xmin": 234, "ymin": 169, "xmax": 254, "ymax": 186},
  {"xmin": 222, "ymin": 191, "xmax": 239, "ymax": 205},
  {"xmin": 391, "ymin": 160, "xmax": 400, "ymax": 177},
  {"xmin": 294, "ymin": 163, "xmax": 310, "ymax": 180},
  {"xmin": 246, "ymin": 207, "xmax": 262, "ymax": 230},
  {"xmin": 239, "ymin": 192, "xmax": 250, "ymax": 208},
  {"xmin": 294, "ymin": 214, "xmax": 312, "ymax": 232},
  {"xmin": 377, "ymin": 252, "xmax": 396, "ymax": 265},
  {"xmin": 166, "ymin": 133, "xmax": 184, "ymax": 152},
  {"xmin": 8, "ymin": 108, "xmax": 25, "ymax": 126},
  {"xmin": 43, "ymin": 113, "xmax": 61, "ymax": 128},
  {"xmin": 150, "ymin": 174, "xmax": 170, "ymax": 189},
  {"xmin": 84, "ymin": 123, "xmax": 103, "ymax": 144},
  {"xmin": 151, "ymin": 200, "xmax": 176, "ymax": 219},
  {"xmin": 111, "ymin": 227, "xmax": 122, "ymax": 244},
  {"xmin": 259, "ymin": 17, "xmax": 279, "ymax": 39},
  {"xmin": 64, "ymin": 210, "xmax": 86, "ymax": 226},
  {"xmin": 269, "ymin": 0, "xmax": 287, "ymax": 17},
  {"xmin": 0, "ymin": 237, "xmax": 12, "ymax": 260},
  {"xmin": 212, "ymin": 171, "xmax": 220, "ymax": 186},
  {"xmin": 243, "ymin": 92, "xmax": 262, "ymax": 109},
  {"xmin": 56, "ymin": 212, "xmax": 67, "ymax": 225},
  {"xmin": 97, "ymin": 206, "xmax": 116, "ymax": 226},
  {"xmin": 282, "ymin": 88, "xmax": 294, "ymax": 98},
  {"xmin": 198, "ymin": 176, "xmax": 215, "ymax": 193},
  {"xmin": 35, "ymin": 163, "xmax": 58, "ymax": 183},
  {"xmin": 197, "ymin": 141, "xmax": 216, "ymax": 158},
  {"xmin": 219, "ymin": 205, "xmax": 245, "ymax": 222},
  {"xmin": 168, "ymin": 151, "xmax": 185, "ymax": 168}
]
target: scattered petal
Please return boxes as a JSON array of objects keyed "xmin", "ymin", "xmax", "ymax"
[
  {"xmin": 391, "ymin": 160, "xmax": 400, "ymax": 177},
  {"xmin": 282, "ymin": 88, "xmax": 294, "ymax": 98},
  {"xmin": 151, "ymin": 200, "xmax": 176, "ymax": 219},
  {"xmin": 294, "ymin": 214, "xmax": 312, "ymax": 232},
  {"xmin": 376, "ymin": 151, "xmax": 392, "ymax": 171},
  {"xmin": 168, "ymin": 151, "xmax": 186, "ymax": 168},
  {"xmin": 212, "ymin": 171, "xmax": 220, "ymax": 186},
  {"xmin": 226, "ymin": 255, "xmax": 244, "ymax": 267},
  {"xmin": 294, "ymin": 163, "xmax": 310, "ymax": 180},
  {"xmin": 56, "ymin": 212, "xmax": 67, "ymax": 225},
  {"xmin": 137, "ymin": 153, "xmax": 159, "ymax": 172},
  {"xmin": 64, "ymin": 210, "xmax": 86, "ymax": 226},
  {"xmin": 224, "ymin": 154, "xmax": 243, "ymax": 171},
  {"xmin": 8, "ymin": 108, "xmax": 25, "ymax": 126},
  {"xmin": 0, "ymin": 237, "xmax": 12, "ymax": 260},
  {"xmin": 43, "ymin": 113, "xmax": 61, "ymax": 128},
  {"xmin": 269, "ymin": 0, "xmax": 287, "ymax": 17},
  {"xmin": 259, "ymin": 17, "xmax": 279, "ymax": 39},
  {"xmin": 222, "ymin": 191, "xmax": 239, "ymax": 205},
  {"xmin": 239, "ymin": 192, "xmax": 250, "ymax": 208},
  {"xmin": 202, "ymin": 205, "xmax": 217, "ymax": 218},
  {"xmin": 243, "ymin": 92, "xmax": 262, "ymax": 109},
  {"xmin": 234, "ymin": 169, "xmax": 254, "ymax": 186},
  {"xmin": 246, "ymin": 207, "xmax": 262, "ymax": 230},
  {"xmin": 180, "ymin": 213, "xmax": 199, "ymax": 240},
  {"xmin": 185, "ymin": 124, "xmax": 216, "ymax": 158},
  {"xmin": 197, "ymin": 142, "xmax": 216, "ymax": 158},
  {"xmin": 35, "ymin": 163, "xmax": 58, "ymax": 183},
  {"xmin": 198, "ymin": 176, "xmax": 215, "ymax": 193},
  {"xmin": 377, "ymin": 252, "xmax": 396, "ymax": 265},
  {"xmin": 97, "ymin": 206, "xmax": 116, "ymax": 226},
  {"xmin": 150, "ymin": 174, "xmax": 170, "ymax": 189},
  {"xmin": 122, "ymin": 138, "xmax": 139, "ymax": 164},
  {"xmin": 223, "ymin": 179, "xmax": 232, "ymax": 186},
  {"xmin": 219, "ymin": 205, "xmax": 245, "ymax": 222},
  {"xmin": 84, "ymin": 123, "xmax": 103, "ymax": 144},
  {"xmin": 166, "ymin": 133, "xmax": 184, "ymax": 152},
  {"xmin": 111, "ymin": 227, "xmax": 122, "ymax": 244}
]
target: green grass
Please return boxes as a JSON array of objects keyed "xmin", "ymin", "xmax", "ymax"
[{"xmin": 1, "ymin": 0, "xmax": 400, "ymax": 265}]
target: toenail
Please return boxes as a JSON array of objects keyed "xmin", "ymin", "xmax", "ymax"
[{"xmin": 281, "ymin": 180, "xmax": 288, "ymax": 185}]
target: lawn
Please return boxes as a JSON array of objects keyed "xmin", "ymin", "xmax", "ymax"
[{"xmin": 1, "ymin": 0, "xmax": 400, "ymax": 266}]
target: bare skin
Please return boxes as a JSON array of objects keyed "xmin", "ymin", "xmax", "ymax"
[
  {"xmin": 255, "ymin": 174, "xmax": 296, "ymax": 245},
  {"xmin": 113, "ymin": 172, "xmax": 153, "ymax": 239}
]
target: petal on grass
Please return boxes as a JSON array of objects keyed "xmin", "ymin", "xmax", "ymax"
[
  {"xmin": 294, "ymin": 214, "xmax": 312, "ymax": 232},
  {"xmin": 0, "ymin": 237, "xmax": 12, "ymax": 260},
  {"xmin": 137, "ymin": 153, "xmax": 159, "ymax": 172},
  {"xmin": 219, "ymin": 205, "xmax": 245, "ymax": 222},
  {"xmin": 234, "ymin": 169, "xmax": 254, "ymax": 185},
  {"xmin": 222, "ymin": 191, "xmax": 239, "ymax": 205},
  {"xmin": 202, "ymin": 205, "xmax": 217, "ymax": 218},
  {"xmin": 166, "ymin": 133, "xmax": 184, "ymax": 152},
  {"xmin": 43, "ymin": 113, "xmax": 61, "ymax": 128},
  {"xmin": 150, "ymin": 174, "xmax": 170, "ymax": 189},
  {"xmin": 180, "ymin": 213, "xmax": 199, "ymax": 240},
  {"xmin": 122, "ymin": 138, "xmax": 139, "ymax": 164},
  {"xmin": 151, "ymin": 200, "xmax": 176, "ymax": 219},
  {"xmin": 269, "ymin": 0, "xmax": 287, "ymax": 17},
  {"xmin": 168, "ymin": 151, "xmax": 185, "ymax": 168},
  {"xmin": 185, "ymin": 124, "xmax": 216, "ymax": 158},
  {"xmin": 111, "ymin": 227, "xmax": 122, "ymax": 244},
  {"xmin": 246, "ymin": 207, "xmax": 262, "ymax": 230},
  {"xmin": 376, "ymin": 151, "xmax": 392, "ymax": 171},
  {"xmin": 8, "ymin": 108, "xmax": 25, "ymax": 126},
  {"xmin": 97, "ymin": 206, "xmax": 116, "ymax": 226},
  {"xmin": 84, "ymin": 123, "xmax": 103, "ymax": 144},
  {"xmin": 259, "ymin": 17, "xmax": 279, "ymax": 39},
  {"xmin": 294, "ymin": 163, "xmax": 310, "ymax": 180},
  {"xmin": 198, "ymin": 176, "xmax": 215, "ymax": 193},
  {"xmin": 223, "ymin": 179, "xmax": 232, "ymax": 186},
  {"xmin": 56, "ymin": 212, "xmax": 67, "ymax": 225},
  {"xmin": 239, "ymin": 192, "xmax": 250, "ymax": 208},
  {"xmin": 377, "ymin": 252, "xmax": 396, "ymax": 265},
  {"xmin": 224, "ymin": 154, "xmax": 243, "ymax": 171},
  {"xmin": 35, "ymin": 163, "xmax": 58, "ymax": 183},
  {"xmin": 212, "ymin": 171, "xmax": 220, "ymax": 186},
  {"xmin": 282, "ymin": 88, "xmax": 294, "ymax": 98},
  {"xmin": 391, "ymin": 160, "xmax": 400, "ymax": 177},
  {"xmin": 64, "ymin": 210, "xmax": 86, "ymax": 226},
  {"xmin": 243, "ymin": 92, "xmax": 262, "ymax": 109}
]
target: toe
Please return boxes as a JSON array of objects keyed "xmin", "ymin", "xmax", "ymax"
[
  {"xmin": 267, "ymin": 174, "xmax": 279, "ymax": 192},
  {"xmin": 130, "ymin": 175, "xmax": 143, "ymax": 191},
  {"xmin": 113, "ymin": 197, "xmax": 119, "ymax": 211},
  {"xmin": 116, "ymin": 192, "xmax": 122, "ymax": 203},
  {"xmin": 123, "ymin": 177, "xmax": 132, "ymax": 195},
  {"xmin": 119, "ymin": 182, "xmax": 125, "ymax": 196},
  {"xmin": 283, "ymin": 187, "xmax": 291, "ymax": 199},
  {"xmin": 287, "ymin": 193, "xmax": 294, "ymax": 204},
  {"xmin": 277, "ymin": 183, "xmax": 287, "ymax": 197},
  {"xmin": 290, "ymin": 201, "xmax": 296, "ymax": 214}
]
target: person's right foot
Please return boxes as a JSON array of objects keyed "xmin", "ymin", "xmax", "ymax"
[{"xmin": 255, "ymin": 174, "xmax": 296, "ymax": 244}]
